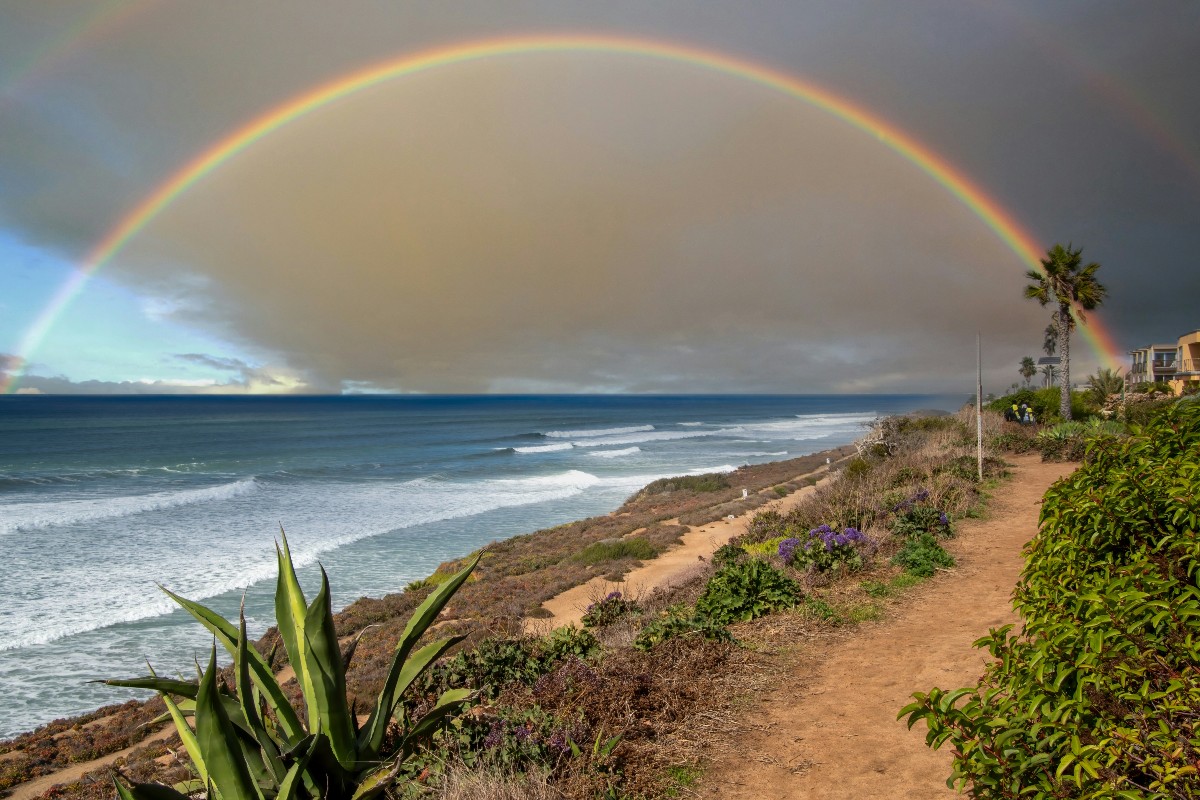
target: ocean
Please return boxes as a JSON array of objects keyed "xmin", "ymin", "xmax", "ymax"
[{"xmin": 0, "ymin": 393, "xmax": 960, "ymax": 738}]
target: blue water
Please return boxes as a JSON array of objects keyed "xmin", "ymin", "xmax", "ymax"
[{"xmin": 0, "ymin": 394, "xmax": 959, "ymax": 737}]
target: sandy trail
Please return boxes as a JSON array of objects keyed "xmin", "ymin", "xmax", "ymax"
[
  {"xmin": 525, "ymin": 464, "xmax": 833, "ymax": 634},
  {"xmin": 700, "ymin": 453, "xmax": 1074, "ymax": 799}
]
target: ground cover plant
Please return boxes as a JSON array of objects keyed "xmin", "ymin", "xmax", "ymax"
[{"xmin": 902, "ymin": 398, "xmax": 1200, "ymax": 798}]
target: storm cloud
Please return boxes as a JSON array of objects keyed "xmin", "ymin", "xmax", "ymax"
[{"xmin": 2, "ymin": 2, "xmax": 1197, "ymax": 393}]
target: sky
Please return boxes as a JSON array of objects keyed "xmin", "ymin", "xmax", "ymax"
[{"xmin": 1, "ymin": 1, "xmax": 1197, "ymax": 395}]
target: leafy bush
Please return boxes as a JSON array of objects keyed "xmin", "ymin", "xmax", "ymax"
[
  {"xmin": 1036, "ymin": 418, "xmax": 1126, "ymax": 462},
  {"xmin": 891, "ymin": 496, "xmax": 954, "ymax": 539},
  {"xmin": 779, "ymin": 525, "xmax": 873, "ymax": 573},
  {"xmin": 710, "ymin": 543, "xmax": 747, "ymax": 568},
  {"xmin": 891, "ymin": 533, "xmax": 955, "ymax": 578},
  {"xmin": 575, "ymin": 537, "xmax": 658, "ymax": 564},
  {"xmin": 636, "ymin": 472, "xmax": 730, "ymax": 496},
  {"xmin": 902, "ymin": 398, "xmax": 1200, "ymax": 798},
  {"xmin": 581, "ymin": 592, "xmax": 641, "ymax": 628},
  {"xmin": 746, "ymin": 509, "xmax": 786, "ymax": 542},
  {"xmin": 108, "ymin": 534, "xmax": 477, "ymax": 800},
  {"xmin": 695, "ymin": 559, "xmax": 803, "ymax": 625},
  {"xmin": 633, "ymin": 606, "xmax": 735, "ymax": 651}
]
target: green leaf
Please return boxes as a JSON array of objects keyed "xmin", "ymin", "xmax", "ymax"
[
  {"xmin": 160, "ymin": 585, "xmax": 304, "ymax": 741},
  {"xmin": 359, "ymin": 553, "xmax": 479, "ymax": 758},
  {"xmin": 112, "ymin": 776, "xmax": 192, "ymax": 800},
  {"xmin": 400, "ymin": 687, "xmax": 471, "ymax": 756},
  {"xmin": 301, "ymin": 565, "xmax": 357, "ymax": 770},
  {"xmin": 194, "ymin": 645, "xmax": 265, "ymax": 800},
  {"xmin": 275, "ymin": 529, "xmax": 319, "ymax": 736}
]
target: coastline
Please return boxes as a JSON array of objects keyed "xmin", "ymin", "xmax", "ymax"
[{"xmin": 0, "ymin": 444, "xmax": 854, "ymax": 798}]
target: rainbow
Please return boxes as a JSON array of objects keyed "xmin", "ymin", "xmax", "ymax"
[{"xmin": 2, "ymin": 33, "xmax": 1124, "ymax": 393}]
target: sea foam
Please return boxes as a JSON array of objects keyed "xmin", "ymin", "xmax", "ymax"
[{"xmin": 0, "ymin": 478, "xmax": 257, "ymax": 535}]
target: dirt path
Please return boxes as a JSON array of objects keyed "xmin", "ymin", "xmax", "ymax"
[
  {"xmin": 700, "ymin": 454, "xmax": 1074, "ymax": 799},
  {"xmin": 525, "ymin": 464, "xmax": 833, "ymax": 634},
  {"xmin": 7, "ymin": 727, "xmax": 177, "ymax": 800}
]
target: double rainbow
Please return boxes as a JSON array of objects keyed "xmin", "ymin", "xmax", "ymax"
[{"xmin": 2, "ymin": 33, "xmax": 1123, "ymax": 394}]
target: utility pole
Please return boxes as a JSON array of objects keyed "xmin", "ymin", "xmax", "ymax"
[{"xmin": 977, "ymin": 332, "xmax": 983, "ymax": 482}]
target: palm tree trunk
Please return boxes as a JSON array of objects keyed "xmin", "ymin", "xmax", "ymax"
[{"xmin": 1058, "ymin": 306, "xmax": 1072, "ymax": 420}]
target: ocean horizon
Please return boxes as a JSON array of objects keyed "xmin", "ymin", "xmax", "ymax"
[{"xmin": 0, "ymin": 393, "xmax": 964, "ymax": 738}]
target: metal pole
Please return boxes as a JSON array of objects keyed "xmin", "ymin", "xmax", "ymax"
[{"xmin": 977, "ymin": 332, "xmax": 983, "ymax": 482}]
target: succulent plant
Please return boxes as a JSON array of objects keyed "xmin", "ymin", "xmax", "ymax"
[{"xmin": 107, "ymin": 531, "xmax": 477, "ymax": 800}]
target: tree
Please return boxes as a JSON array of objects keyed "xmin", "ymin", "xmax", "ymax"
[
  {"xmin": 1042, "ymin": 321, "xmax": 1058, "ymax": 357},
  {"xmin": 1087, "ymin": 367, "xmax": 1123, "ymax": 405},
  {"xmin": 1024, "ymin": 244, "xmax": 1106, "ymax": 420},
  {"xmin": 1019, "ymin": 356, "xmax": 1037, "ymax": 387}
]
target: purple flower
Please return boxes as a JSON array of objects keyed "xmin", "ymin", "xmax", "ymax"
[
  {"xmin": 548, "ymin": 728, "xmax": 570, "ymax": 753},
  {"xmin": 778, "ymin": 537, "xmax": 801, "ymax": 564},
  {"xmin": 484, "ymin": 721, "xmax": 505, "ymax": 749},
  {"xmin": 939, "ymin": 512, "xmax": 950, "ymax": 527}
]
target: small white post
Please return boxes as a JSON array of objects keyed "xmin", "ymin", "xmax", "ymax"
[{"xmin": 977, "ymin": 332, "xmax": 983, "ymax": 482}]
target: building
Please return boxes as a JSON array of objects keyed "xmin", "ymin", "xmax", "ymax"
[
  {"xmin": 1128, "ymin": 329, "xmax": 1200, "ymax": 395},
  {"xmin": 1127, "ymin": 343, "xmax": 1177, "ymax": 388},
  {"xmin": 1169, "ymin": 329, "xmax": 1200, "ymax": 395}
]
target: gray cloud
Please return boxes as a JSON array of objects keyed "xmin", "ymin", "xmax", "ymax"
[{"xmin": 2, "ymin": 2, "xmax": 1197, "ymax": 393}]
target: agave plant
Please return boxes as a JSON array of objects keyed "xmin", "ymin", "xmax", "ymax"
[{"xmin": 107, "ymin": 532, "xmax": 478, "ymax": 800}]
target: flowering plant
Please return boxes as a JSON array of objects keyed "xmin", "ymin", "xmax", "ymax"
[
  {"xmin": 890, "ymin": 490, "xmax": 954, "ymax": 539},
  {"xmin": 781, "ymin": 524, "xmax": 873, "ymax": 573}
]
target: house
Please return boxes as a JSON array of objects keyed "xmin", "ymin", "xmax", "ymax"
[
  {"xmin": 1169, "ymin": 329, "xmax": 1200, "ymax": 395},
  {"xmin": 1127, "ymin": 343, "xmax": 1177, "ymax": 388}
]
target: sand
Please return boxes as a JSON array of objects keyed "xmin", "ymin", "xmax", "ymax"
[{"xmin": 524, "ymin": 462, "xmax": 833, "ymax": 633}]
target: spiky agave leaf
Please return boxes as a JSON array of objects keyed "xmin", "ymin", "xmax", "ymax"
[
  {"xmin": 358, "ymin": 553, "xmax": 479, "ymax": 759},
  {"xmin": 274, "ymin": 530, "xmax": 322, "ymax": 737},
  {"xmin": 158, "ymin": 585, "xmax": 304, "ymax": 742},
  {"xmin": 299, "ymin": 565, "xmax": 357, "ymax": 770},
  {"xmin": 194, "ymin": 644, "xmax": 265, "ymax": 800},
  {"xmin": 112, "ymin": 774, "xmax": 191, "ymax": 800}
]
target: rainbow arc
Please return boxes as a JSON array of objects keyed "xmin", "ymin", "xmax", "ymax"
[{"xmin": 1, "ymin": 33, "xmax": 1123, "ymax": 394}]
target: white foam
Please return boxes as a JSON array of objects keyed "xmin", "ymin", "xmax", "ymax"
[
  {"xmin": 511, "ymin": 443, "xmax": 574, "ymax": 454},
  {"xmin": 588, "ymin": 447, "xmax": 642, "ymax": 459},
  {"xmin": 0, "ymin": 479, "xmax": 258, "ymax": 535},
  {"xmin": 543, "ymin": 424, "xmax": 654, "ymax": 439},
  {"xmin": 0, "ymin": 470, "xmax": 605, "ymax": 651},
  {"xmin": 677, "ymin": 422, "xmax": 704, "ymax": 427},
  {"xmin": 570, "ymin": 426, "xmax": 743, "ymax": 447}
]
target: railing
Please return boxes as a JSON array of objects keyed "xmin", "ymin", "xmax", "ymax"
[{"xmin": 1177, "ymin": 359, "xmax": 1200, "ymax": 374}]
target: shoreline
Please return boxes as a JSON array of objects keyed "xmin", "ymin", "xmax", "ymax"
[{"xmin": 1, "ymin": 444, "xmax": 854, "ymax": 798}]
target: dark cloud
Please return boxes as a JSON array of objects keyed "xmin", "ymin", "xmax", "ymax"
[{"xmin": 2, "ymin": 2, "xmax": 1197, "ymax": 392}]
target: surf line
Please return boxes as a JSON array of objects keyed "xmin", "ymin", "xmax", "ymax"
[{"xmin": 2, "ymin": 32, "xmax": 1123, "ymax": 394}]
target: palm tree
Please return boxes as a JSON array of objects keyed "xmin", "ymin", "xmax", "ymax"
[
  {"xmin": 1024, "ymin": 244, "xmax": 1106, "ymax": 420},
  {"xmin": 1087, "ymin": 367, "xmax": 1124, "ymax": 405},
  {"xmin": 1043, "ymin": 321, "xmax": 1058, "ymax": 357},
  {"xmin": 1020, "ymin": 356, "xmax": 1037, "ymax": 388}
]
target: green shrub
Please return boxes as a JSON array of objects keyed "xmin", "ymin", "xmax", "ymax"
[
  {"xmin": 695, "ymin": 559, "xmax": 803, "ymax": 625},
  {"xmin": 711, "ymin": 543, "xmax": 747, "ymax": 568},
  {"xmin": 902, "ymin": 398, "xmax": 1200, "ymax": 798},
  {"xmin": 891, "ymin": 533, "xmax": 954, "ymax": 577},
  {"xmin": 538, "ymin": 625, "xmax": 600, "ymax": 663},
  {"xmin": 575, "ymin": 537, "xmax": 658, "ymax": 564},
  {"xmin": 636, "ymin": 472, "xmax": 730, "ymax": 496},
  {"xmin": 779, "ymin": 526, "xmax": 873, "ymax": 573},
  {"xmin": 843, "ymin": 457, "xmax": 872, "ymax": 481},
  {"xmin": 581, "ymin": 591, "xmax": 641, "ymax": 628},
  {"xmin": 891, "ymin": 504, "xmax": 953, "ymax": 539},
  {"xmin": 633, "ymin": 606, "xmax": 735, "ymax": 651}
]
